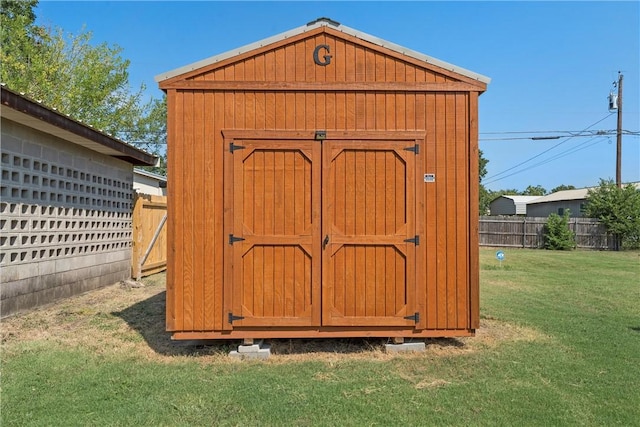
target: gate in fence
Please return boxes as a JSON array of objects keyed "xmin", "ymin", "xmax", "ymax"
[{"xmin": 132, "ymin": 193, "xmax": 167, "ymax": 279}]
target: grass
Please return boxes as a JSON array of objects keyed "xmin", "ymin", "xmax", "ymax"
[{"xmin": 2, "ymin": 249, "xmax": 639, "ymax": 426}]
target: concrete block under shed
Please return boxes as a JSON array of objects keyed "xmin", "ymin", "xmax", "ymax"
[
  {"xmin": 229, "ymin": 343, "xmax": 271, "ymax": 360},
  {"xmin": 237, "ymin": 344, "xmax": 262, "ymax": 353},
  {"xmin": 384, "ymin": 342, "xmax": 426, "ymax": 353}
]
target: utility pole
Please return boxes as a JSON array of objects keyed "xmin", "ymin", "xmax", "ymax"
[{"xmin": 616, "ymin": 72, "xmax": 623, "ymax": 188}]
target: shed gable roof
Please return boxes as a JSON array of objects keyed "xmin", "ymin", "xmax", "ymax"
[{"xmin": 156, "ymin": 18, "xmax": 490, "ymax": 90}]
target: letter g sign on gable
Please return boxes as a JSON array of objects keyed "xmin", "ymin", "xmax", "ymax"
[{"xmin": 313, "ymin": 44, "xmax": 332, "ymax": 66}]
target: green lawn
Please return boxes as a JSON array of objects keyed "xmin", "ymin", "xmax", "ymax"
[{"xmin": 2, "ymin": 249, "xmax": 639, "ymax": 426}]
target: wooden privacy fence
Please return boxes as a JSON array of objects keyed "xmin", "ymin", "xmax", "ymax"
[
  {"xmin": 479, "ymin": 216, "xmax": 616, "ymax": 250},
  {"xmin": 132, "ymin": 193, "xmax": 167, "ymax": 279}
]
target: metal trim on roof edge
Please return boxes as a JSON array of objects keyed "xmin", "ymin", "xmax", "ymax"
[
  {"xmin": 1, "ymin": 85, "xmax": 157, "ymax": 166},
  {"xmin": 155, "ymin": 19, "xmax": 491, "ymax": 85}
]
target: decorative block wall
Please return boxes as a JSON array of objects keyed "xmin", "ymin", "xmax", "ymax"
[{"xmin": 1, "ymin": 118, "xmax": 134, "ymax": 317}]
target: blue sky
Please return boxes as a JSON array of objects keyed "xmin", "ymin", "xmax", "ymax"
[{"xmin": 35, "ymin": 1, "xmax": 639, "ymax": 192}]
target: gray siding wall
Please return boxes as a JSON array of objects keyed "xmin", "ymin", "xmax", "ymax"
[
  {"xmin": 1, "ymin": 118, "xmax": 134, "ymax": 317},
  {"xmin": 527, "ymin": 201, "xmax": 585, "ymax": 218},
  {"xmin": 489, "ymin": 197, "xmax": 516, "ymax": 215}
]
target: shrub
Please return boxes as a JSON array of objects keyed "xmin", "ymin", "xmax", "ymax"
[
  {"xmin": 584, "ymin": 179, "xmax": 640, "ymax": 250},
  {"xmin": 544, "ymin": 210, "xmax": 576, "ymax": 250}
]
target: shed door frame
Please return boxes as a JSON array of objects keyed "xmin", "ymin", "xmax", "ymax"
[{"xmin": 222, "ymin": 130, "xmax": 426, "ymax": 330}]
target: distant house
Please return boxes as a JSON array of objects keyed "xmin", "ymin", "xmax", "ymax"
[
  {"xmin": 133, "ymin": 168, "xmax": 167, "ymax": 196},
  {"xmin": 526, "ymin": 188, "xmax": 590, "ymax": 217},
  {"xmin": 527, "ymin": 183, "xmax": 640, "ymax": 218},
  {"xmin": 489, "ymin": 195, "xmax": 540, "ymax": 216},
  {"xmin": 1, "ymin": 85, "xmax": 156, "ymax": 317}
]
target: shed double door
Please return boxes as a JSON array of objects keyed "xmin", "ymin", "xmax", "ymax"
[{"xmin": 226, "ymin": 135, "xmax": 420, "ymax": 329}]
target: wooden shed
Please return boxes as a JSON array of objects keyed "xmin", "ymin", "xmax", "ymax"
[{"xmin": 156, "ymin": 18, "xmax": 489, "ymax": 340}]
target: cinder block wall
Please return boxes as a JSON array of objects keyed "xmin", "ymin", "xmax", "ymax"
[{"xmin": 1, "ymin": 118, "xmax": 134, "ymax": 317}]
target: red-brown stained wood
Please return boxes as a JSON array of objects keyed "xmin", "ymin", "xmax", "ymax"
[
  {"xmin": 424, "ymin": 93, "xmax": 437, "ymax": 330},
  {"xmin": 165, "ymin": 89, "xmax": 176, "ymax": 331},
  {"xmin": 212, "ymin": 91, "xmax": 225, "ymax": 331},
  {"xmin": 469, "ymin": 92, "xmax": 481, "ymax": 330},
  {"xmin": 161, "ymin": 24, "xmax": 486, "ymax": 339},
  {"xmin": 456, "ymin": 93, "xmax": 470, "ymax": 329}
]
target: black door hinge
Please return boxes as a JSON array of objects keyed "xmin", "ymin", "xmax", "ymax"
[
  {"xmin": 228, "ymin": 313, "xmax": 245, "ymax": 324},
  {"xmin": 230, "ymin": 142, "xmax": 245, "ymax": 152},
  {"xmin": 229, "ymin": 234, "xmax": 245, "ymax": 245},
  {"xmin": 404, "ymin": 235, "xmax": 420, "ymax": 245},
  {"xmin": 404, "ymin": 312, "xmax": 420, "ymax": 323},
  {"xmin": 404, "ymin": 144, "xmax": 419, "ymax": 154}
]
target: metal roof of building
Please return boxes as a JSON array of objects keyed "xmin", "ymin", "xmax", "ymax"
[
  {"xmin": 134, "ymin": 168, "xmax": 167, "ymax": 182},
  {"xmin": 528, "ymin": 183, "xmax": 640, "ymax": 204},
  {"xmin": 492, "ymin": 195, "xmax": 542, "ymax": 204},
  {"xmin": 1, "ymin": 84, "xmax": 157, "ymax": 166},
  {"xmin": 527, "ymin": 189, "xmax": 591, "ymax": 204},
  {"xmin": 155, "ymin": 17, "xmax": 491, "ymax": 85}
]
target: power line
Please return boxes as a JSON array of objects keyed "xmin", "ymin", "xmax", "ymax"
[
  {"xmin": 479, "ymin": 128, "xmax": 638, "ymax": 141},
  {"xmin": 482, "ymin": 130, "xmax": 573, "ymax": 134},
  {"xmin": 480, "ymin": 127, "xmax": 639, "ymax": 136},
  {"xmin": 480, "ymin": 132, "xmax": 604, "ymax": 141},
  {"xmin": 483, "ymin": 136, "xmax": 607, "ymax": 186},
  {"xmin": 481, "ymin": 113, "xmax": 615, "ymax": 185},
  {"xmin": 115, "ymin": 127, "xmax": 637, "ymax": 146},
  {"xmin": 482, "ymin": 137, "xmax": 606, "ymax": 186}
]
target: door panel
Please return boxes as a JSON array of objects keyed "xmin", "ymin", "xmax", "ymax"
[
  {"xmin": 322, "ymin": 140, "xmax": 417, "ymax": 327},
  {"xmin": 225, "ymin": 135, "xmax": 419, "ymax": 329},
  {"xmin": 229, "ymin": 141, "xmax": 321, "ymax": 327}
]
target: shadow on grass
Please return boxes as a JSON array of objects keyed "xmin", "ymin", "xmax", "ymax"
[
  {"xmin": 630, "ymin": 326, "xmax": 640, "ymax": 333},
  {"xmin": 113, "ymin": 290, "xmax": 467, "ymax": 357},
  {"xmin": 112, "ymin": 291, "xmax": 236, "ymax": 357}
]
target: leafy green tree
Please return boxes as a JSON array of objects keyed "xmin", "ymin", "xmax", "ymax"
[
  {"xmin": 479, "ymin": 185, "xmax": 492, "ymax": 215},
  {"xmin": 1, "ymin": 0, "xmax": 48, "ymax": 84},
  {"xmin": 494, "ymin": 188, "xmax": 522, "ymax": 197},
  {"xmin": 478, "ymin": 149, "xmax": 488, "ymax": 181},
  {"xmin": 1, "ymin": 0, "xmax": 166, "ymax": 169},
  {"xmin": 544, "ymin": 210, "xmax": 576, "ymax": 250},
  {"xmin": 1, "ymin": 0, "xmax": 37, "ymax": 22},
  {"xmin": 550, "ymin": 184, "xmax": 576, "ymax": 193},
  {"xmin": 522, "ymin": 185, "xmax": 547, "ymax": 196},
  {"xmin": 585, "ymin": 179, "xmax": 640, "ymax": 250},
  {"xmin": 121, "ymin": 96, "xmax": 167, "ymax": 175},
  {"xmin": 478, "ymin": 150, "xmax": 491, "ymax": 214}
]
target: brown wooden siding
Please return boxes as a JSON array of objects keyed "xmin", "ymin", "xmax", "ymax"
[
  {"xmin": 162, "ymin": 24, "xmax": 482, "ymax": 338},
  {"xmin": 167, "ymin": 90, "xmax": 475, "ymax": 333},
  {"xmin": 190, "ymin": 34, "xmax": 456, "ymax": 85}
]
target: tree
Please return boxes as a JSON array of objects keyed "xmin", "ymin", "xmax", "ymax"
[
  {"xmin": 584, "ymin": 179, "xmax": 640, "ymax": 250},
  {"xmin": 122, "ymin": 96, "xmax": 167, "ymax": 175},
  {"xmin": 522, "ymin": 185, "xmax": 547, "ymax": 196},
  {"xmin": 479, "ymin": 186, "xmax": 492, "ymax": 215},
  {"xmin": 544, "ymin": 210, "xmax": 576, "ymax": 250},
  {"xmin": 1, "ymin": 0, "xmax": 37, "ymax": 22},
  {"xmin": 1, "ymin": 0, "xmax": 49, "ymax": 87},
  {"xmin": 478, "ymin": 150, "xmax": 491, "ymax": 214},
  {"xmin": 550, "ymin": 184, "xmax": 576, "ymax": 193},
  {"xmin": 478, "ymin": 149, "xmax": 488, "ymax": 182},
  {"xmin": 1, "ymin": 1, "xmax": 166, "ymax": 169}
]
